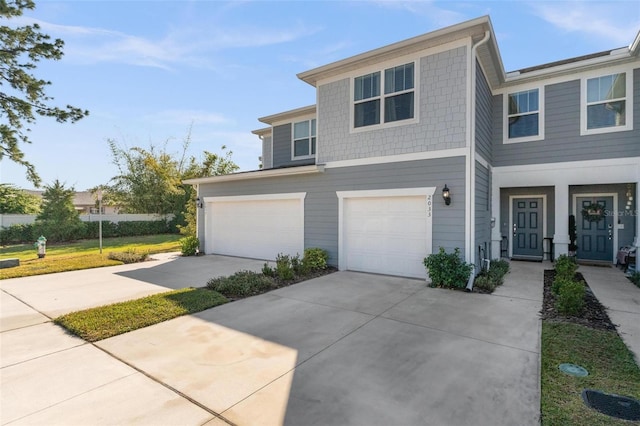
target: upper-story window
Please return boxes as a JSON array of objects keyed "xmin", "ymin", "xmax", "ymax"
[
  {"xmin": 504, "ymin": 87, "xmax": 544, "ymax": 143},
  {"xmin": 292, "ymin": 119, "xmax": 316, "ymax": 159},
  {"xmin": 582, "ymin": 72, "xmax": 631, "ymax": 135},
  {"xmin": 353, "ymin": 62, "xmax": 415, "ymax": 129}
]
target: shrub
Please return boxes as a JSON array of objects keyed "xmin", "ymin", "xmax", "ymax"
[
  {"xmin": 207, "ymin": 270, "xmax": 275, "ymax": 298},
  {"xmin": 554, "ymin": 254, "xmax": 578, "ymax": 281},
  {"xmin": 290, "ymin": 253, "xmax": 304, "ymax": 275},
  {"xmin": 302, "ymin": 248, "xmax": 329, "ymax": 272},
  {"xmin": 551, "ymin": 276, "xmax": 575, "ymax": 295},
  {"xmin": 179, "ymin": 236, "xmax": 200, "ymax": 256},
  {"xmin": 424, "ymin": 247, "xmax": 473, "ymax": 289},
  {"xmin": 474, "ymin": 274, "xmax": 496, "ymax": 292},
  {"xmin": 108, "ymin": 249, "xmax": 149, "ymax": 264},
  {"xmin": 262, "ymin": 263, "xmax": 275, "ymax": 277},
  {"xmin": 556, "ymin": 280, "xmax": 585, "ymax": 316},
  {"xmin": 489, "ymin": 259, "xmax": 510, "ymax": 279},
  {"xmin": 275, "ymin": 253, "xmax": 295, "ymax": 281},
  {"xmin": 0, "ymin": 223, "xmax": 34, "ymax": 245},
  {"xmin": 629, "ymin": 272, "xmax": 640, "ymax": 288}
]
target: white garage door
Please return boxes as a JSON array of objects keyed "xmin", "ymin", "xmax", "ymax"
[
  {"xmin": 206, "ymin": 194, "xmax": 304, "ymax": 260},
  {"xmin": 341, "ymin": 191, "xmax": 433, "ymax": 279}
]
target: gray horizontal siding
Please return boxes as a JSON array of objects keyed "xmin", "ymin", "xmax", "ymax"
[
  {"xmin": 475, "ymin": 61, "xmax": 492, "ymax": 163},
  {"xmin": 493, "ymin": 67, "xmax": 640, "ymax": 166},
  {"xmin": 262, "ymin": 136, "xmax": 272, "ymax": 169},
  {"xmin": 272, "ymin": 123, "xmax": 315, "ymax": 168},
  {"xmin": 475, "ymin": 162, "xmax": 491, "ymax": 266},
  {"xmin": 198, "ymin": 156, "xmax": 467, "ymax": 266}
]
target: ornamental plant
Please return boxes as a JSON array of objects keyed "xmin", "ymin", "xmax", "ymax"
[{"xmin": 424, "ymin": 247, "xmax": 473, "ymax": 289}]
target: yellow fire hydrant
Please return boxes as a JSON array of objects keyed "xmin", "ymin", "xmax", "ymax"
[{"xmin": 34, "ymin": 235, "xmax": 47, "ymax": 259}]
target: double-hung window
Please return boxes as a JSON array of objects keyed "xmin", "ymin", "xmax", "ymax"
[
  {"xmin": 353, "ymin": 62, "xmax": 415, "ymax": 129},
  {"xmin": 505, "ymin": 88, "xmax": 542, "ymax": 142},
  {"xmin": 293, "ymin": 119, "xmax": 316, "ymax": 159},
  {"xmin": 582, "ymin": 72, "xmax": 631, "ymax": 134}
]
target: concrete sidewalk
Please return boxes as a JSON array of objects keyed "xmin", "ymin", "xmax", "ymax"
[
  {"xmin": 2, "ymin": 257, "xmax": 544, "ymax": 425},
  {"xmin": 580, "ymin": 265, "xmax": 640, "ymax": 362}
]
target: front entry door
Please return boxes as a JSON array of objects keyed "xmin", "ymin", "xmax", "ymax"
[
  {"xmin": 512, "ymin": 198, "xmax": 543, "ymax": 259},
  {"xmin": 576, "ymin": 196, "xmax": 614, "ymax": 262}
]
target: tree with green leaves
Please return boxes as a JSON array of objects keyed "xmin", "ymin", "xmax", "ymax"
[
  {"xmin": 35, "ymin": 179, "xmax": 85, "ymax": 241},
  {"xmin": 0, "ymin": 183, "xmax": 40, "ymax": 213},
  {"xmin": 106, "ymin": 130, "xmax": 238, "ymax": 234},
  {"xmin": 1, "ymin": 0, "xmax": 89, "ymax": 186}
]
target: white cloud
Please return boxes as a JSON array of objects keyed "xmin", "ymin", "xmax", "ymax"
[
  {"xmin": 371, "ymin": 0, "xmax": 467, "ymax": 27},
  {"xmin": 529, "ymin": 1, "xmax": 640, "ymax": 46},
  {"xmin": 12, "ymin": 15, "xmax": 320, "ymax": 70}
]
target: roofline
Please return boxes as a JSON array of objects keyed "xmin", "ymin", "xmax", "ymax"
[
  {"xmin": 631, "ymin": 30, "xmax": 640, "ymax": 56},
  {"xmin": 258, "ymin": 104, "xmax": 316, "ymax": 125},
  {"xmin": 251, "ymin": 127, "xmax": 271, "ymax": 137},
  {"xmin": 183, "ymin": 164, "xmax": 324, "ymax": 185},
  {"xmin": 297, "ymin": 16, "xmax": 492, "ymax": 86}
]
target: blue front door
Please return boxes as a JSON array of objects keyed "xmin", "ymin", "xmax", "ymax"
[
  {"xmin": 512, "ymin": 198, "xmax": 543, "ymax": 259},
  {"xmin": 577, "ymin": 196, "xmax": 614, "ymax": 262}
]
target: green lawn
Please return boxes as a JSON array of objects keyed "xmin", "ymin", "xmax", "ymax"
[
  {"xmin": 54, "ymin": 288, "xmax": 227, "ymax": 342},
  {"xmin": 541, "ymin": 322, "xmax": 640, "ymax": 425},
  {"xmin": 0, "ymin": 234, "xmax": 182, "ymax": 279}
]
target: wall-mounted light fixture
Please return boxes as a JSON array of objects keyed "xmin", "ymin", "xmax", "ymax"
[
  {"xmin": 442, "ymin": 184, "xmax": 451, "ymax": 206},
  {"xmin": 196, "ymin": 197, "xmax": 203, "ymax": 209}
]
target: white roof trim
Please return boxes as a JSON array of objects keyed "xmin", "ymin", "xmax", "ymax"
[
  {"xmin": 258, "ymin": 105, "xmax": 316, "ymax": 125},
  {"xmin": 183, "ymin": 165, "xmax": 324, "ymax": 185}
]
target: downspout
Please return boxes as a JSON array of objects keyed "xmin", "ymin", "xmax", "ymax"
[{"xmin": 466, "ymin": 30, "xmax": 491, "ymax": 292}]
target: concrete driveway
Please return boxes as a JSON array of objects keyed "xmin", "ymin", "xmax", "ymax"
[{"xmin": 1, "ymin": 256, "xmax": 542, "ymax": 425}]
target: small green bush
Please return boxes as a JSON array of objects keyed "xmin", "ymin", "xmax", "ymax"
[
  {"xmin": 489, "ymin": 259, "xmax": 510, "ymax": 279},
  {"xmin": 551, "ymin": 276, "xmax": 574, "ymax": 295},
  {"xmin": 554, "ymin": 254, "xmax": 578, "ymax": 281},
  {"xmin": 207, "ymin": 270, "xmax": 275, "ymax": 297},
  {"xmin": 262, "ymin": 263, "xmax": 275, "ymax": 277},
  {"xmin": 424, "ymin": 247, "xmax": 473, "ymax": 289},
  {"xmin": 179, "ymin": 236, "xmax": 199, "ymax": 256},
  {"xmin": 303, "ymin": 248, "xmax": 329, "ymax": 271},
  {"xmin": 275, "ymin": 253, "xmax": 295, "ymax": 281},
  {"xmin": 290, "ymin": 253, "xmax": 304, "ymax": 275},
  {"xmin": 108, "ymin": 249, "xmax": 149, "ymax": 264},
  {"xmin": 629, "ymin": 272, "xmax": 640, "ymax": 287},
  {"xmin": 556, "ymin": 280, "xmax": 585, "ymax": 316},
  {"xmin": 474, "ymin": 274, "xmax": 496, "ymax": 292}
]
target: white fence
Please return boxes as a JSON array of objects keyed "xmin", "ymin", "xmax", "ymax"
[{"xmin": 0, "ymin": 214, "xmax": 170, "ymax": 228}]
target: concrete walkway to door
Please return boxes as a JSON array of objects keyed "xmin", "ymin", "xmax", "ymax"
[{"xmin": 579, "ymin": 264, "xmax": 640, "ymax": 362}]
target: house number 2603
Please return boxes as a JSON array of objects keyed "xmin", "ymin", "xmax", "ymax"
[{"xmin": 427, "ymin": 195, "xmax": 432, "ymax": 217}]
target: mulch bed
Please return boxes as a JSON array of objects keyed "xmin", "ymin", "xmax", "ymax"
[{"xmin": 541, "ymin": 270, "xmax": 617, "ymax": 331}]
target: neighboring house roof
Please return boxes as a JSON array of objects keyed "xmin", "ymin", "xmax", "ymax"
[{"xmin": 258, "ymin": 105, "xmax": 317, "ymax": 126}]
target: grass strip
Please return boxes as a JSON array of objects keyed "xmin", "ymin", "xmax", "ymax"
[
  {"xmin": 0, "ymin": 254, "xmax": 123, "ymax": 279},
  {"xmin": 54, "ymin": 288, "xmax": 228, "ymax": 342},
  {"xmin": 541, "ymin": 322, "xmax": 640, "ymax": 425}
]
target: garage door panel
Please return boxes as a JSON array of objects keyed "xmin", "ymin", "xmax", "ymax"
[
  {"xmin": 208, "ymin": 198, "xmax": 303, "ymax": 260},
  {"xmin": 344, "ymin": 195, "xmax": 429, "ymax": 279}
]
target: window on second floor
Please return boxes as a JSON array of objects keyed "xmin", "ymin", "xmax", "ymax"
[
  {"xmin": 353, "ymin": 62, "xmax": 415, "ymax": 129},
  {"xmin": 582, "ymin": 72, "xmax": 631, "ymax": 135},
  {"xmin": 292, "ymin": 119, "xmax": 316, "ymax": 159},
  {"xmin": 504, "ymin": 87, "xmax": 544, "ymax": 143}
]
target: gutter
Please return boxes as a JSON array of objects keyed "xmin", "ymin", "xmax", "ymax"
[{"xmin": 466, "ymin": 30, "xmax": 491, "ymax": 292}]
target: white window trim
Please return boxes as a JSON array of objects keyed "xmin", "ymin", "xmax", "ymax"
[
  {"xmin": 350, "ymin": 60, "xmax": 420, "ymax": 133},
  {"xmin": 580, "ymin": 70, "xmax": 633, "ymax": 136},
  {"xmin": 503, "ymin": 86, "xmax": 545, "ymax": 144},
  {"xmin": 291, "ymin": 118, "xmax": 316, "ymax": 161}
]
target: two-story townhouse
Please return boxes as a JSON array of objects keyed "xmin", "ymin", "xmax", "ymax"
[{"xmin": 185, "ymin": 15, "xmax": 640, "ymax": 281}]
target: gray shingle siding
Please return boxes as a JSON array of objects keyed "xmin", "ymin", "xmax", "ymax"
[
  {"xmin": 272, "ymin": 123, "xmax": 315, "ymax": 168},
  {"xmin": 493, "ymin": 67, "xmax": 640, "ymax": 167},
  {"xmin": 198, "ymin": 156, "xmax": 467, "ymax": 266},
  {"xmin": 475, "ymin": 61, "xmax": 492, "ymax": 163},
  {"xmin": 317, "ymin": 46, "xmax": 468, "ymax": 163}
]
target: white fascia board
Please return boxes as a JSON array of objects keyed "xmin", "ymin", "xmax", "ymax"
[
  {"xmin": 258, "ymin": 105, "xmax": 316, "ymax": 125},
  {"xmin": 493, "ymin": 157, "xmax": 640, "ymax": 187},
  {"xmin": 183, "ymin": 165, "xmax": 324, "ymax": 185}
]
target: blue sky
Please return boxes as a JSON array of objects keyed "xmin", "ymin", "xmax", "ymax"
[{"xmin": 2, "ymin": 0, "xmax": 639, "ymax": 190}]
